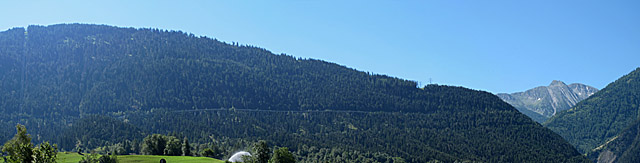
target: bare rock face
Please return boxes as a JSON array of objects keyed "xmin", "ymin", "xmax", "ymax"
[
  {"xmin": 497, "ymin": 80, "xmax": 598, "ymax": 123},
  {"xmin": 588, "ymin": 120, "xmax": 640, "ymax": 163},
  {"xmin": 597, "ymin": 150, "xmax": 616, "ymax": 163}
]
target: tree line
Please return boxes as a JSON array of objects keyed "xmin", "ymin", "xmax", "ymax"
[{"xmin": 1, "ymin": 124, "xmax": 296, "ymax": 163}]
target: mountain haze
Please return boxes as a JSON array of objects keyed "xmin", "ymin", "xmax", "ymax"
[
  {"xmin": 0, "ymin": 24, "xmax": 589, "ymax": 162},
  {"xmin": 497, "ymin": 80, "xmax": 598, "ymax": 123}
]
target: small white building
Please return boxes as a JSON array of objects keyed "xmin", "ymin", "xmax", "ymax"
[{"xmin": 228, "ymin": 151, "xmax": 252, "ymax": 163}]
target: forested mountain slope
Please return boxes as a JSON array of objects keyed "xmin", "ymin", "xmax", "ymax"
[
  {"xmin": 0, "ymin": 24, "xmax": 589, "ymax": 162},
  {"xmin": 497, "ymin": 81, "xmax": 598, "ymax": 123},
  {"xmin": 545, "ymin": 68, "xmax": 640, "ymax": 155},
  {"xmin": 587, "ymin": 120, "xmax": 640, "ymax": 163}
]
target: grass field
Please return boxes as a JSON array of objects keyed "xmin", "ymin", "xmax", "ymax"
[
  {"xmin": 56, "ymin": 152, "xmax": 86, "ymax": 163},
  {"xmin": 118, "ymin": 155, "xmax": 225, "ymax": 163},
  {"xmin": 2, "ymin": 152, "xmax": 225, "ymax": 163}
]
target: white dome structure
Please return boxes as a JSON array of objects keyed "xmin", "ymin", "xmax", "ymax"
[{"xmin": 228, "ymin": 151, "xmax": 252, "ymax": 163}]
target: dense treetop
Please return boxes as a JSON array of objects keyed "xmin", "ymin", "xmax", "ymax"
[{"xmin": 1, "ymin": 24, "xmax": 512, "ymax": 115}]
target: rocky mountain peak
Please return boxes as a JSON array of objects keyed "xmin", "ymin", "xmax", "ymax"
[
  {"xmin": 550, "ymin": 80, "xmax": 567, "ymax": 86},
  {"xmin": 497, "ymin": 80, "xmax": 599, "ymax": 123}
]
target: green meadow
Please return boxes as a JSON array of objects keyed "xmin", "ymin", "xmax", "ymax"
[{"xmin": 1, "ymin": 152, "xmax": 225, "ymax": 163}]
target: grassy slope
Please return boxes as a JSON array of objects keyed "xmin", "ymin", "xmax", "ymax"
[
  {"xmin": 56, "ymin": 152, "xmax": 85, "ymax": 163},
  {"xmin": 0, "ymin": 152, "xmax": 225, "ymax": 163},
  {"xmin": 118, "ymin": 155, "xmax": 225, "ymax": 163}
]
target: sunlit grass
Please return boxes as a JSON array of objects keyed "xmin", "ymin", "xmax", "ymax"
[
  {"xmin": 56, "ymin": 152, "xmax": 87, "ymax": 163},
  {"xmin": 0, "ymin": 152, "xmax": 225, "ymax": 163},
  {"xmin": 118, "ymin": 155, "xmax": 225, "ymax": 163}
]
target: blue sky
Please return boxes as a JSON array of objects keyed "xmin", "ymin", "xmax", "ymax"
[{"xmin": 1, "ymin": 0, "xmax": 639, "ymax": 93}]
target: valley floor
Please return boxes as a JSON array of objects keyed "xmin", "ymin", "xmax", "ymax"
[{"xmin": 1, "ymin": 152, "xmax": 225, "ymax": 163}]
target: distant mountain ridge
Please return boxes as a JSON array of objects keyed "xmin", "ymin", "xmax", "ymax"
[
  {"xmin": 497, "ymin": 80, "xmax": 598, "ymax": 123},
  {"xmin": 545, "ymin": 67, "xmax": 640, "ymax": 159}
]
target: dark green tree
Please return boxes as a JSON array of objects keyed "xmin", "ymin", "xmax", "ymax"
[
  {"xmin": 253, "ymin": 140, "xmax": 271, "ymax": 163},
  {"xmin": 182, "ymin": 137, "xmax": 191, "ymax": 156},
  {"xmin": 141, "ymin": 134, "xmax": 167, "ymax": 155},
  {"xmin": 201, "ymin": 148, "xmax": 215, "ymax": 158},
  {"xmin": 75, "ymin": 139, "xmax": 83, "ymax": 153},
  {"xmin": 33, "ymin": 141, "xmax": 58, "ymax": 163},
  {"xmin": 241, "ymin": 154, "xmax": 258, "ymax": 163},
  {"xmin": 111, "ymin": 143, "xmax": 126, "ymax": 155},
  {"xmin": 1, "ymin": 125, "xmax": 60, "ymax": 163},
  {"xmin": 164, "ymin": 137, "xmax": 181, "ymax": 156},
  {"xmin": 392, "ymin": 157, "xmax": 407, "ymax": 163},
  {"xmin": 210, "ymin": 143, "xmax": 224, "ymax": 159},
  {"xmin": 269, "ymin": 147, "xmax": 295, "ymax": 163},
  {"xmin": 97, "ymin": 154, "xmax": 118, "ymax": 163},
  {"xmin": 2, "ymin": 124, "xmax": 34, "ymax": 163},
  {"xmin": 130, "ymin": 139, "xmax": 140, "ymax": 154},
  {"xmin": 78, "ymin": 152, "xmax": 100, "ymax": 163}
]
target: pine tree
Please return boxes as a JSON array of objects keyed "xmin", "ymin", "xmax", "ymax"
[
  {"xmin": 270, "ymin": 147, "xmax": 295, "ymax": 163},
  {"xmin": 182, "ymin": 137, "xmax": 191, "ymax": 156},
  {"xmin": 253, "ymin": 140, "xmax": 271, "ymax": 163}
]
